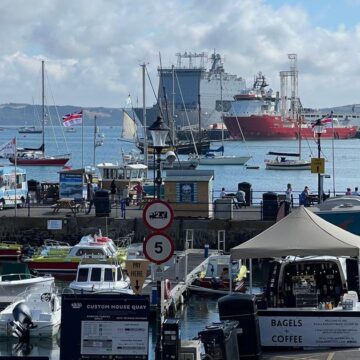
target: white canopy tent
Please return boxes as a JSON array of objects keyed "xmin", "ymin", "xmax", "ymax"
[
  {"xmin": 231, "ymin": 206, "xmax": 360, "ymax": 259},
  {"xmin": 230, "ymin": 206, "xmax": 360, "ymax": 293}
]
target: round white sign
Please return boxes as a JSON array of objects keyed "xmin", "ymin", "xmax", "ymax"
[
  {"xmin": 143, "ymin": 233, "xmax": 174, "ymax": 265},
  {"xmin": 143, "ymin": 199, "xmax": 174, "ymax": 231}
]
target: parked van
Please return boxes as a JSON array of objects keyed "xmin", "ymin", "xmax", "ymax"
[{"xmin": 0, "ymin": 166, "xmax": 27, "ymax": 210}]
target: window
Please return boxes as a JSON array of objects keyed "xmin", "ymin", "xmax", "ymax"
[
  {"xmin": 90, "ymin": 268, "xmax": 102, "ymax": 282},
  {"xmin": 77, "ymin": 268, "xmax": 89, "ymax": 282},
  {"xmin": 104, "ymin": 268, "xmax": 115, "ymax": 281}
]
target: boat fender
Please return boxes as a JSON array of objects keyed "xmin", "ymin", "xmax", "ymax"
[
  {"xmin": 41, "ymin": 293, "xmax": 51, "ymax": 302},
  {"xmin": 164, "ymin": 279, "xmax": 172, "ymax": 300}
]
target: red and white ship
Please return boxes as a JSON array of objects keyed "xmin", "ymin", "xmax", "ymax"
[{"xmin": 223, "ymin": 66, "xmax": 357, "ymax": 140}]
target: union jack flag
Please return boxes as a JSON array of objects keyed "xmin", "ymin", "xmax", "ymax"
[{"xmin": 62, "ymin": 110, "xmax": 83, "ymax": 127}]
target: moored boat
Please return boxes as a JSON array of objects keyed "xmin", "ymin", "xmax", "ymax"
[
  {"xmin": 0, "ymin": 242, "xmax": 23, "ymax": 260},
  {"xmin": 0, "ymin": 263, "xmax": 54, "ymax": 305},
  {"xmin": 223, "ymin": 56, "xmax": 357, "ymax": 141},
  {"xmin": 0, "ymin": 283, "xmax": 61, "ymax": 338},
  {"xmin": 24, "ymin": 233, "xmax": 128, "ymax": 276},
  {"xmin": 188, "ymin": 254, "xmax": 247, "ymax": 295},
  {"xmin": 69, "ymin": 258, "xmax": 132, "ymax": 294}
]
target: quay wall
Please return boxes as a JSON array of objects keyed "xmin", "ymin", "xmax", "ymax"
[{"xmin": 0, "ymin": 216, "xmax": 271, "ymax": 251}]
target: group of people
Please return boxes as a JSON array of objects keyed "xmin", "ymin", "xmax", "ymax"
[
  {"xmin": 85, "ymin": 179, "xmax": 145, "ymax": 215},
  {"xmin": 345, "ymin": 187, "xmax": 360, "ymax": 195}
]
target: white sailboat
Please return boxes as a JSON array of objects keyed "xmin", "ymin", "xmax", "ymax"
[{"xmin": 189, "ymin": 72, "xmax": 251, "ymax": 166}]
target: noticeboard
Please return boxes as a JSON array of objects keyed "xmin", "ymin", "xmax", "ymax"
[
  {"xmin": 59, "ymin": 172, "xmax": 83, "ymax": 199},
  {"xmin": 311, "ymin": 158, "xmax": 325, "ymax": 174},
  {"xmin": 60, "ymin": 293, "xmax": 150, "ymax": 360}
]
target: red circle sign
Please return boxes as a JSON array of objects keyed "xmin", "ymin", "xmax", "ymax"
[
  {"xmin": 143, "ymin": 232, "xmax": 174, "ymax": 265},
  {"xmin": 143, "ymin": 199, "xmax": 174, "ymax": 231}
]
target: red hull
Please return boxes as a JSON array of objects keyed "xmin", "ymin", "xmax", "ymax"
[
  {"xmin": 26, "ymin": 261, "xmax": 78, "ymax": 274},
  {"xmin": 10, "ymin": 157, "xmax": 70, "ymax": 166},
  {"xmin": 0, "ymin": 249, "xmax": 21, "ymax": 259},
  {"xmin": 223, "ymin": 115, "xmax": 358, "ymax": 140}
]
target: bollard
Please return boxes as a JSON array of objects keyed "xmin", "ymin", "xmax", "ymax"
[
  {"xmin": 204, "ymin": 244, "xmax": 209, "ymax": 258},
  {"xmin": 151, "ymin": 286, "xmax": 158, "ymax": 306}
]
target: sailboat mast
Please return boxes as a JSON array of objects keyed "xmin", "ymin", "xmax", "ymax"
[
  {"xmin": 220, "ymin": 69, "xmax": 224, "ymax": 156},
  {"xmin": 41, "ymin": 60, "xmax": 45, "ymax": 151},
  {"xmin": 141, "ymin": 63, "xmax": 148, "ymax": 166},
  {"xmin": 198, "ymin": 94, "xmax": 201, "ymax": 154}
]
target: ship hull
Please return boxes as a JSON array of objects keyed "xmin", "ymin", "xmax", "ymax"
[
  {"xmin": 9, "ymin": 157, "xmax": 70, "ymax": 166},
  {"xmin": 223, "ymin": 115, "xmax": 358, "ymax": 140}
]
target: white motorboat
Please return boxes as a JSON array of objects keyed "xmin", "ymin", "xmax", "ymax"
[
  {"xmin": 0, "ymin": 283, "xmax": 61, "ymax": 338},
  {"xmin": 190, "ymin": 148, "xmax": 251, "ymax": 166},
  {"xmin": 265, "ymin": 152, "xmax": 311, "ymax": 170},
  {"xmin": 69, "ymin": 258, "xmax": 132, "ymax": 294},
  {"xmin": 0, "ymin": 263, "xmax": 54, "ymax": 305}
]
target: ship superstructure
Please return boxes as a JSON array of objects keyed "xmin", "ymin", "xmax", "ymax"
[{"xmin": 134, "ymin": 51, "xmax": 246, "ymax": 129}]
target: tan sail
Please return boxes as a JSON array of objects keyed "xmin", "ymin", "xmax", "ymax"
[{"xmin": 122, "ymin": 110, "xmax": 137, "ymax": 140}]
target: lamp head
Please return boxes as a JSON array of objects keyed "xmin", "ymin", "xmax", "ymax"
[{"xmin": 149, "ymin": 116, "xmax": 170, "ymax": 148}]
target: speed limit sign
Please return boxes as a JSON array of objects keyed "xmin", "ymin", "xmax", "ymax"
[{"xmin": 143, "ymin": 232, "xmax": 174, "ymax": 265}]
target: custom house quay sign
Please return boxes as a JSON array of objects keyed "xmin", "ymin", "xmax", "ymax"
[{"xmin": 60, "ymin": 293, "xmax": 150, "ymax": 359}]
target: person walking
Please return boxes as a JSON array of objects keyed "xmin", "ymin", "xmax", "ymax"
[
  {"xmin": 85, "ymin": 182, "xmax": 95, "ymax": 214},
  {"xmin": 110, "ymin": 179, "xmax": 117, "ymax": 204}
]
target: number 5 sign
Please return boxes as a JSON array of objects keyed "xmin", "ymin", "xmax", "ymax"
[{"xmin": 143, "ymin": 232, "xmax": 174, "ymax": 265}]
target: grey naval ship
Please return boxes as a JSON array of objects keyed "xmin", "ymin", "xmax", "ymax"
[{"xmin": 134, "ymin": 51, "xmax": 246, "ymax": 130}]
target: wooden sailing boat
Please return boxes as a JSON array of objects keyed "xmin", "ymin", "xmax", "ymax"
[{"xmin": 10, "ymin": 61, "xmax": 70, "ymax": 166}]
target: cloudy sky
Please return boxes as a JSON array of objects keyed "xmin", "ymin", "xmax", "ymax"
[{"xmin": 1, "ymin": 0, "xmax": 360, "ymax": 110}]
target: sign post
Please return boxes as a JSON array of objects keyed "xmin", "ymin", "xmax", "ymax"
[
  {"xmin": 142, "ymin": 199, "xmax": 174, "ymax": 360},
  {"xmin": 125, "ymin": 259, "xmax": 150, "ymax": 295}
]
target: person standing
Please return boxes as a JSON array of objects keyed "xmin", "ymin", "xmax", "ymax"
[
  {"xmin": 122, "ymin": 185, "xmax": 130, "ymax": 206},
  {"xmin": 85, "ymin": 182, "xmax": 95, "ymax": 214},
  {"xmin": 353, "ymin": 187, "xmax": 360, "ymax": 196},
  {"xmin": 134, "ymin": 181, "xmax": 144, "ymax": 206},
  {"xmin": 110, "ymin": 179, "xmax": 117, "ymax": 204},
  {"xmin": 299, "ymin": 186, "xmax": 309, "ymax": 206},
  {"xmin": 220, "ymin": 187, "xmax": 226, "ymax": 198},
  {"xmin": 285, "ymin": 183, "xmax": 292, "ymax": 214}
]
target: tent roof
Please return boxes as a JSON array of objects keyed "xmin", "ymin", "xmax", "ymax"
[{"xmin": 231, "ymin": 206, "xmax": 360, "ymax": 259}]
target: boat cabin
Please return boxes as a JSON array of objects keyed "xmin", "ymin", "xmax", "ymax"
[
  {"xmin": 69, "ymin": 258, "xmax": 130, "ymax": 293},
  {"xmin": 97, "ymin": 162, "xmax": 148, "ymax": 193},
  {"xmin": 264, "ymin": 256, "xmax": 358, "ymax": 308}
]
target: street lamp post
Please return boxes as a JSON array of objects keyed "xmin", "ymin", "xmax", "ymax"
[
  {"xmin": 313, "ymin": 122, "xmax": 325, "ymax": 204},
  {"xmin": 149, "ymin": 116, "xmax": 170, "ymax": 360}
]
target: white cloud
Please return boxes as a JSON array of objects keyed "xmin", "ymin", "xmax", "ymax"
[{"xmin": 0, "ymin": 0, "xmax": 360, "ymax": 108}]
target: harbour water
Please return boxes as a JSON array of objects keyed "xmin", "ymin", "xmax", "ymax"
[
  {"xmin": 1, "ymin": 125, "xmax": 360, "ymax": 198},
  {"xmin": 0, "ymin": 125, "xmax": 359, "ymax": 357}
]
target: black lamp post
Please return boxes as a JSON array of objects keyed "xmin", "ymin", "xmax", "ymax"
[
  {"xmin": 149, "ymin": 116, "xmax": 169, "ymax": 360},
  {"xmin": 149, "ymin": 116, "xmax": 170, "ymax": 200},
  {"xmin": 313, "ymin": 121, "xmax": 325, "ymax": 204}
]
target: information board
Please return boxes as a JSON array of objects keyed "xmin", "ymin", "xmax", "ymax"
[
  {"xmin": 60, "ymin": 293, "xmax": 150, "ymax": 359},
  {"xmin": 259, "ymin": 313, "xmax": 360, "ymax": 347}
]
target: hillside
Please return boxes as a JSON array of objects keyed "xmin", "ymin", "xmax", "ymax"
[{"xmin": 0, "ymin": 103, "xmax": 122, "ymax": 126}]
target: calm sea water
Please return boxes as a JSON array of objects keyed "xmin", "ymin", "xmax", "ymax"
[
  {"xmin": 0, "ymin": 125, "xmax": 359, "ymax": 357},
  {"xmin": 1, "ymin": 125, "xmax": 360, "ymax": 199}
]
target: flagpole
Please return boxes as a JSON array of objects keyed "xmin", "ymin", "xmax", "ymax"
[
  {"xmin": 14, "ymin": 137, "xmax": 17, "ymax": 217},
  {"xmin": 331, "ymin": 111, "xmax": 335, "ymax": 196},
  {"xmin": 82, "ymin": 110, "xmax": 84, "ymax": 168}
]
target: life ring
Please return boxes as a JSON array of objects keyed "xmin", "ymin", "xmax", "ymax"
[{"xmin": 164, "ymin": 279, "xmax": 172, "ymax": 300}]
